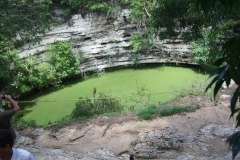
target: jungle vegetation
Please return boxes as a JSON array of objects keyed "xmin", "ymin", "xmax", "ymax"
[{"xmin": 0, "ymin": 0, "xmax": 240, "ymax": 157}]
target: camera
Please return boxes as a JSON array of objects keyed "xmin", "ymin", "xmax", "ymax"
[{"xmin": 1, "ymin": 95, "xmax": 6, "ymax": 99}]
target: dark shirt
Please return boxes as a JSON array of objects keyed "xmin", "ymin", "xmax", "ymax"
[{"xmin": 0, "ymin": 109, "xmax": 16, "ymax": 139}]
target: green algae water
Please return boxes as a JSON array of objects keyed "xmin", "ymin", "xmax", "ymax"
[{"xmin": 23, "ymin": 66, "xmax": 208, "ymax": 125}]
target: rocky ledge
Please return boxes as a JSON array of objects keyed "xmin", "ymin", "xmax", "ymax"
[{"xmin": 18, "ymin": 9, "xmax": 194, "ymax": 74}]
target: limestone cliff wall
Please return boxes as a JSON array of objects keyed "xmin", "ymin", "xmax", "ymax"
[{"xmin": 18, "ymin": 9, "xmax": 194, "ymax": 73}]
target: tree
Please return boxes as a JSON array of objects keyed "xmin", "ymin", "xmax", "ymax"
[
  {"xmin": 14, "ymin": 58, "xmax": 57, "ymax": 94},
  {"xmin": 197, "ymin": 0, "xmax": 240, "ymax": 159},
  {"xmin": 151, "ymin": 0, "xmax": 240, "ymax": 159},
  {"xmin": 46, "ymin": 41, "xmax": 80, "ymax": 81},
  {"xmin": 0, "ymin": 0, "xmax": 53, "ymax": 91},
  {"xmin": 0, "ymin": 0, "xmax": 53, "ymax": 47},
  {"xmin": 0, "ymin": 49, "xmax": 17, "ymax": 91}
]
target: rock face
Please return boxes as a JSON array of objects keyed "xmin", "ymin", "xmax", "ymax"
[
  {"xmin": 16, "ymin": 124, "xmax": 237, "ymax": 160},
  {"xmin": 18, "ymin": 9, "xmax": 194, "ymax": 73},
  {"xmin": 131, "ymin": 124, "xmax": 237, "ymax": 159}
]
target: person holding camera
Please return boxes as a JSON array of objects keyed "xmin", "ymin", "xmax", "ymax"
[
  {"xmin": 0, "ymin": 95, "xmax": 36, "ymax": 159},
  {"xmin": 0, "ymin": 94, "xmax": 20, "ymax": 140}
]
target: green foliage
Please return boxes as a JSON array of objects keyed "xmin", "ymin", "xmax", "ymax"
[
  {"xmin": 198, "ymin": 0, "xmax": 237, "ymax": 11},
  {"xmin": 130, "ymin": 32, "xmax": 154, "ymax": 63},
  {"xmin": 72, "ymin": 98, "xmax": 94, "ymax": 118},
  {"xmin": 197, "ymin": 0, "xmax": 240, "ymax": 159},
  {"xmin": 0, "ymin": 0, "xmax": 53, "ymax": 91},
  {"xmin": 137, "ymin": 104, "xmax": 200, "ymax": 120},
  {"xmin": 13, "ymin": 110, "xmax": 36, "ymax": 130},
  {"xmin": 1, "ymin": 41, "xmax": 81, "ymax": 94},
  {"xmin": 0, "ymin": 0, "xmax": 53, "ymax": 48},
  {"xmin": 14, "ymin": 119, "xmax": 36, "ymax": 130},
  {"xmin": 0, "ymin": 50, "xmax": 14, "ymax": 90},
  {"xmin": 93, "ymin": 93, "xmax": 124, "ymax": 114},
  {"xmin": 60, "ymin": 0, "xmax": 110, "ymax": 15},
  {"xmin": 118, "ymin": 0, "xmax": 157, "ymax": 62},
  {"xmin": 151, "ymin": 0, "xmax": 240, "ymax": 157},
  {"xmin": 71, "ymin": 93, "xmax": 124, "ymax": 119},
  {"xmin": 191, "ymin": 28, "xmax": 221, "ymax": 63},
  {"xmin": 152, "ymin": 0, "xmax": 201, "ymax": 39},
  {"xmin": 59, "ymin": 0, "xmax": 157, "ymax": 19},
  {"xmin": 13, "ymin": 57, "xmax": 57, "ymax": 94},
  {"xmin": 227, "ymin": 131, "xmax": 240, "ymax": 160},
  {"xmin": 137, "ymin": 104, "xmax": 157, "ymax": 120},
  {"xmin": 46, "ymin": 41, "xmax": 80, "ymax": 80},
  {"xmin": 87, "ymin": 2, "xmax": 109, "ymax": 13},
  {"xmin": 204, "ymin": 38, "xmax": 240, "ymax": 116},
  {"xmin": 203, "ymin": 39, "xmax": 240, "ymax": 158},
  {"xmin": 158, "ymin": 105, "xmax": 199, "ymax": 116},
  {"xmin": 131, "ymin": 33, "xmax": 153, "ymax": 54},
  {"xmin": 13, "ymin": 110, "xmax": 28, "ymax": 122},
  {"xmin": 151, "ymin": 0, "xmax": 240, "ymax": 40},
  {"xmin": 191, "ymin": 20, "xmax": 235, "ymax": 63},
  {"xmin": 126, "ymin": 0, "xmax": 157, "ymax": 24}
]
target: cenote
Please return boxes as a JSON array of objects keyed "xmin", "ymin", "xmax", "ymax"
[{"xmin": 22, "ymin": 66, "xmax": 208, "ymax": 125}]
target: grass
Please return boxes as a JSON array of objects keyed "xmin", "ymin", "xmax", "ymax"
[
  {"xmin": 137, "ymin": 104, "xmax": 200, "ymax": 120},
  {"xmin": 136, "ymin": 104, "xmax": 157, "ymax": 120},
  {"xmin": 21, "ymin": 66, "xmax": 208, "ymax": 125},
  {"xmin": 158, "ymin": 105, "xmax": 200, "ymax": 116}
]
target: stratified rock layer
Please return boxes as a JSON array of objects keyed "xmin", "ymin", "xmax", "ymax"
[{"xmin": 19, "ymin": 9, "xmax": 194, "ymax": 73}]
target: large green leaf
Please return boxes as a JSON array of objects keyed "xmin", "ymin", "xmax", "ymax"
[
  {"xmin": 205, "ymin": 75, "xmax": 218, "ymax": 92},
  {"xmin": 200, "ymin": 62, "xmax": 218, "ymax": 73},
  {"xmin": 213, "ymin": 79, "xmax": 224, "ymax": 98},
  {"xmin": 227, "ymin": 131, "xmax": 240, "ymax": 160},
  {"xmin": 230, "ymin": 87, "xmax": 240, "ymax": 117}
]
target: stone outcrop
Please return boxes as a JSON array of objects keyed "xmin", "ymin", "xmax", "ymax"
[
  {"xmin": 16, "ymin": 124, "xmax": 237, "ymax": 160},
  {"xmin": 18, "ymin": 9, "xmax": 194, "ymax": 73},
  {"xmin": 131, "ymin": 124, "xmax": 237, "ymax": 159}
]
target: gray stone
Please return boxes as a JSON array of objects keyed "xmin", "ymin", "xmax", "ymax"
[
  {"xmin": 200, "ymin": 124, "xmax": 236, "ymax": 138},
  {"xmin": 89, "ymin": 148, "xmax": 127, "ymax": 160},
  {"xmin": 15, "ymin": 136, "xmax": 33, "ymax": 147},
  {"xmin": 31, "ymin": 128, "xmax": 44, "ymax": 138},
  {"xmin": 131, "ymin": 123, "xmax": 236, "ymax": 159},
  {"xmin": 177, "ymin": 154, "xmax": 195, "ymax": 160},
  {"xmin": 29, "ymin": 146, "xmax": 85, "ymax": 160}
]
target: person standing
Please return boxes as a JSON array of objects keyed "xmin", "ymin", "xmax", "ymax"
[
  {"xmin": 0, "ymin": 94, "xmax": 20, "ymax": 140},
  {"xmin": 0, "ymin": 129, "xmax": 35, "ymax": 160}
]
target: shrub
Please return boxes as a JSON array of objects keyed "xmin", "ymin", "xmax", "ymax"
[
  {"xmin": 131, "ymin": 33, "xmax": 153, "ymax": 55},
  {"xmin": 13, "ymin": 110, "xmax": 26, "ymax": 122},
  {"xmin": 71, "ymin": 93, "xmax": 124, "ymax": 119},
  {"xmin": 13, "ymin": 110, "xmax": 36, "ymax": 129},
  {"xmin": 137, "ymin": 104, "xmax": 157, "ymax": 120},
  {"xmin": 14, "ymin": 119, "xmax": 36, "ymax": 130},
  {"xmin": 158, "ymin": 105, "xmax": 200, "ymax": 117},
  {"xmin": 137, "ymin": 104, "xmax": 200, "ymax": 120},
  {"xmin": 71, "ymin": 98, "xmax": 94, "ymax": 119},
  {"xmin": 93, "ymin": 93, "xmax": 123, "ymax": 115},
  {"xmin": 191, "ymin": 28, "xmax": 221, "ymax": 63}
]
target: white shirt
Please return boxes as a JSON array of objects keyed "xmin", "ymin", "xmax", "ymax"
[{"xmin": 11, "ymin": 148, "xmax": 35, "ymax": 160}]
